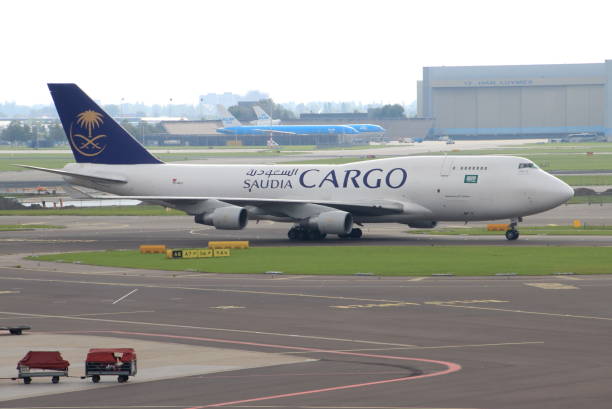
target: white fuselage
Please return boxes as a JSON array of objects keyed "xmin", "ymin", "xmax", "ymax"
[{"xmin": 61, "ymin": 155, "xmax": 573, "ymax": 224}]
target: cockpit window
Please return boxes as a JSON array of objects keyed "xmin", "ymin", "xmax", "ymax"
[{"xmin": 519, "ymin": 162, "xmax": 537, "ymax": 169}]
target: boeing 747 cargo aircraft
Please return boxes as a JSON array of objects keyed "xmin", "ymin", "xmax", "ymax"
[{"xmin": 21, "ymin": 84, "xmax": 574, "ymax": 241}]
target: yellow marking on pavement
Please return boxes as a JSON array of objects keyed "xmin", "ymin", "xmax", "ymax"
[
  {"xmin": 0, "ymin": 310, "xmax": 420, "ymax": 348},
  {"xmin": 556, "ymin": 275, "xmax": 582, "ymax": 281},
  {"xmin": 210, "ymin": 305, "xmax": 246, "ymax": 310},
  {"xmin": 525, "ymin": 283, "xmax": 579, "ymax": 290},
  {"xmin": 331, "ymin": 301, "xmax": 419, "ymax": 309},
  {"xmin": 407, "ymin": 277, "xmax": 428, "ymax": 281},
  {"xmin": 425, "ymin": 299, "xmax": 508, "ymax": 306},
  {"xmin": 0, "ymin": 290, "xmax": 20, "ymax": 295}
]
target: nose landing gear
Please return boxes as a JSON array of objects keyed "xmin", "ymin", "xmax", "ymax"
[{"xmin": 505, "ymin": 217, "xmax": 522, "ymax": 241}]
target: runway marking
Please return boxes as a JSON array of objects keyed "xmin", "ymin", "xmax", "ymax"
[
  {"xmin": 331, "ymin": 302, "xmax": 418, "ymax": 309},
  {"xmin": 74, "ymin": 331, "xmax": 460, "ymax": 409},
  {"xmin": 556, "ymin": 275, "xmax": 582, "ymax": 281},
  {"xmin": 0, "ymin": 311, "xmax": 420, "ymax": 348},
  {"xmin": 285, "ymin": 341, "xmax": 544, "ymax": 354},
  {"xmin": 524, "ymin": 283, "xmax": 579, "ymax": 290},
  {"xmin": 0, "ymin": 276, "xmax": 405, "ymax": 303},
  {"xmin": 0, "ymin": 290, "xmax": 20, "ymax": 295},
  {"xmin": 425, "ymin": 299, "xmax": 508, "ymax": 306},
  {"xmin": 210, "ymin": 306, "xmax": 245, "ymax": 310},
  {"xmin": 0, "ymin": 238, "xmax": 96, "ymax": 243},
  {"xmin": 213, "ymin": 405, "xmax": 475, "ymax": 409},
  {"xmin": 407, "ymin": 277, "xmax": 428, "ymax": 281},
  {"xmin": 432, "ymin": 304, "xmax": 612, "ymax": 321},
  {"xmin": 331, "ymin": 299, "xmax": 507, "ymax": 310},
  {"xmin": 70, "ymin": 310, "xmax": 155, "ymax": 317},
  {"xmin": 0, "ymin": 401, "xmax": 478, "ymax": 409},
  {"xmin": 112, "ymin": 288, "xmax": 139, "ymax": 304}
]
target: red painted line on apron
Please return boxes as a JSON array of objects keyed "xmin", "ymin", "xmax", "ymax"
[{"xmin": 68, "ymin": 330, "xmax": 461, "ymax": 408}]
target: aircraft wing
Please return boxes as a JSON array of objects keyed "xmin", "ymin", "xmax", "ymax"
[
  {"xmin": 88, "ymin": 195, "xmax": 413, "ymax": 217},
  {"xmin": 252, "ymin": 129, "xmax": 298, "ymax": 135}
]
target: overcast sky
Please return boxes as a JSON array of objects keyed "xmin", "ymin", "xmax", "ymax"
[{"xmin": 2, "ymin": 0, "xmax": 609, "ymax": 105}]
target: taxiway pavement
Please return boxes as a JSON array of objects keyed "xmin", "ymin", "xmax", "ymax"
[{"xmin": 1, "ymin": 203, "xmax": 612, "ymax": 408}]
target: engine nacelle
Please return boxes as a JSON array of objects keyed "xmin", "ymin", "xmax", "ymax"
[
  {"xmin": 308, "ymin": 211, "xmax": 353, "ymax": 235},
  {"xmin": 407, "ymin": 220, "xmax": 438, "ymax": 229},
  {"xmin": 194, "ymin": 206, "xmax": 248, "ymax": 230}
]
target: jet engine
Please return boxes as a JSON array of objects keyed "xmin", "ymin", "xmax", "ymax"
[
  {"xmin": 194, "ymin": 206, "xmax": 248, "ymax": 230},
  {"xmin": 308, "ymin": 211, "xmax": 353, "ymax": 235},
  {"xmin": 407, "ymin": 221, "xmax": 438, "ymax": 229}
]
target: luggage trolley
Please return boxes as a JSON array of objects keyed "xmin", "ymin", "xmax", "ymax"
[
  {"xmin": 15, "ymin": 351, "xmax": 70, "ymax": 384},
  {"xmin": 84, "ymin": 348, "xmax": 137, "ymax": 383}
]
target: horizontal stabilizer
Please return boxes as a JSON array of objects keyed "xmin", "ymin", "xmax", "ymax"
[{"xmin": 14, "ymin": 165, "xmax": 127, "ymax": 184}]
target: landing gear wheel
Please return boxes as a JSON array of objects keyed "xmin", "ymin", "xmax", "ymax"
[
  {"xmin": 52, "ymin": 376, "xmax": 60, "ymax": 384},
  {"xmin": 288, "ymin": 226, "xmax": 327, "ymax": 241},
  {"xmin": 288, "ymin": 228, "xmax": 298, "ymax": 240},
  {"xmin": 349, "ymin": 228, "xmax": 363, "ymax": 239},
  {"xmin": 296, "ymin": 229, "xmax": 307, "ymax": 241},
  {"xmin": 339, "ymin": 228, "xmax": 363, "ymax": 239},
  {"xmin": 23, "ymin": 377, "xmax": 31, "ymax": 384},
  {"xmin": 92, "ymin": 375, "xmax": 100, "ymax": 383},
  {"xmin": 118, "ymin": 375, "xmax": 129, "ymax": 383},
  {"xmin": 307, "ymin": 229, "xmax": 326, "ymax": 241},
  {"xmin": 505, "ymin": 229, "xmax": 519, "ymax": 241}
]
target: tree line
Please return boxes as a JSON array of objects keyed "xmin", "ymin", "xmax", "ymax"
[{"xmin": 0, "ymin": 120, "xmax": 164, "ymax": 147}]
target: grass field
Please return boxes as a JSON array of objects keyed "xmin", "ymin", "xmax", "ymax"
[
  {"xmin": 0, "ymin": 205, "xmax": 185, "ymax": 216},
  {"xmin": 29, "ymin": 246, "xmax": 612, "ymax": 275},
  {"xmin": 408, "ymin": 225, "xmax": 612, "ymax": 236},
  {"xmin": 0, "ymin": 224, "xmax": 64, "ymax": 231}
]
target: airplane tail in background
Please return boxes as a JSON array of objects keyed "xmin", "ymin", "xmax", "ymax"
[
  {"xmin": 216, "ymin": 105, "xmax": 242, "ymax": 127},
  {"xmin": 252, "ymin": 106, "xmax": 280, "ymax": 125},
  {"xmin": 253, "ymin": 106, "xmax": 272, "ymax": 121},
  {"xmin": 48, "ymin": 83, "xmax": 162, "ymax": 165}
]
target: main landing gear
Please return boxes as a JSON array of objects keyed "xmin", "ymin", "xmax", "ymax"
[
  {"xmin": 505, "ymin": 217, "xmax": 522, "ymax": 241},
  {"xmin": 338, "ymin": 228, "xmax": 363, "ymax": 239},
  {"xmin": 287, "ymin": 226, "xmax": 364, "ymax": 241},
  {"xmin": 288, "ymin": 226, "xmax": 327, "ymax": 241}
]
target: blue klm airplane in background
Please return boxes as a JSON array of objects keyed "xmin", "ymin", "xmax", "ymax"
[{"xmin": 216, "ymin": 105, "xmax": 384, "ymax": 136}]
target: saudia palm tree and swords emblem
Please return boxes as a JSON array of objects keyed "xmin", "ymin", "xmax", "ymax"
[{"xmin": 69, "ymin": 110, "xmax": 107, "ymax": 156}]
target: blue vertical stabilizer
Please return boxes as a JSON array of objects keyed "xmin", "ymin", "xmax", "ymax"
[{"xmin": 48, "ymin": 83, "xmax": 162, "ymax": 164}]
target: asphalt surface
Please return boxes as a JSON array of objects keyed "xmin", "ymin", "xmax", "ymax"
[
  {"xmin": 2, "ymin": 203, "xmax": 612, "ymax": 256},
  {"xmin": 1, "ymin": 205, "xmax": 612, "ymax": 408}
]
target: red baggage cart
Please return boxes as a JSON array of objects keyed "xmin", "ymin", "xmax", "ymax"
[
  {"xmin": 15, "ymin": 351, "xmax": 70, "ymax": 384},
  {"xmin": 84, "ymin": 348, "xmax": 137, "ymax": 383}
]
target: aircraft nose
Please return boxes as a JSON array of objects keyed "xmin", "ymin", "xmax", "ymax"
[{"xmin": 550, "ymin": 177, "xmax": 574, "ymax": 205}]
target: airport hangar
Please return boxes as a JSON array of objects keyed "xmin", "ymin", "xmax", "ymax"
[{"xmin": 417, "ymin": 59, "xmax": 612, "ymax": 141}]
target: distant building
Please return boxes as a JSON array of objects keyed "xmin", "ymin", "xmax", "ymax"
[{"xmin": 419, "ymin": 60, "xmax": 612, "ymax": 140}]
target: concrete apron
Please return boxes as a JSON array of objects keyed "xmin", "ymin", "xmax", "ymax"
[{"xmin": 0, "ymin": 333, "xmax": 313, "ymax": 402}]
